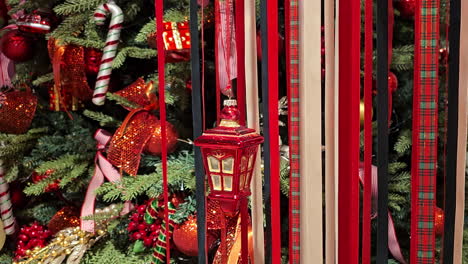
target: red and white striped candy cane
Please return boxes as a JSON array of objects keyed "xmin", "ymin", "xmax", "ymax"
[
  {"xmin": 0, "ymin": 160, "xmax": 15, "ymax": 235},
  {"xmin": 92, "ymin": 1, "xmax": 124, "ymax": 106}
]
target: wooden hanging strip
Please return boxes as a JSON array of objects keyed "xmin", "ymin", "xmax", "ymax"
[
  {"xmin": 189, "ymin": 0, "xmax": 207, "ymax": 262},
  {"xmin": 298, "ymin": 0, "xmax": 322, "ymax": 262},
  {"xmin": 376, "ymin": 0, "xmax": 389, "ymax": 262},
  {"xmin": 410, "ymin": 0, "xmax": 440, "ymax": 263},
  {"xmin": 337, "ymin": 0, "xmax": 360, "ymax": 263},
  {"xmin": 324, "ymin": 0, "xmax": 336, "ymax": 262},
  {"xmin": 452, "ymin": 0, "xmax": 468, "ymax": 262},
  {"xmin": 244, "ymin": 0, "xmax": 265, "ymax": 262},
  {"xmin": 442, "ymin": 0, "xmax": 461, "ymax": 262}
]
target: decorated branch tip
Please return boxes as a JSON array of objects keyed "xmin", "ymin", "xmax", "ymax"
[{"xmin": 92, "ymin": 1, "xmax": 124, "ymax": 106}]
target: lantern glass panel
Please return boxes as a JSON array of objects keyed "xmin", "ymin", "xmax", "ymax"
[
  {"xmin": 223, "ymin": 175, "xmax": 233, "ymax": 191},
  {"xmin": 222, "ymin": 157, "xmax": 234, "ymax": 174},
  {"xmin": 241, "ymin": 156, "xmax": 248, "ymax": 171},
  {"xmin": 240, "ymin": 172, "xmax": 246, "ymax": 190},
  {"xmin": 248, "ymin": 155, "xmax": 254, "ymax": 170},
  {"xmin": 208, "ymin": 155, "xmax": 220, "ymax": 172},
  {"xmin": 212, "ymin": 174, "xmax": 222, "ymax": 190}
]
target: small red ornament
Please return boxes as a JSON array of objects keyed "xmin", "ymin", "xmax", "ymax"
[
  {"xmin": 9, "ymin": 182, "xmax": 26, "ymax": 208},
  {"xmin": 16, "ymin": 9, "xmax": 57, "ymax": 34},
  {"xmin": 143, "ymin": 120, "xmax": 179, "ymax": 156},
  {"xmin": 84, "ymin": 48, "xmax": 103, "ymax": 76},
  {"xmin": 0, "ymin": 30, "xmax": 34, "ymax": 62},
  {"xmin": 388, "ymin": 72, "xmax": 398, "ymax": 93},
  {"xmin": 47, "ymin": 207, "xmax": 80, "ymax": 235},
  {"xmin": 173, "ymin": 216, "xmax": 217, "ymax": 256},
  {"xmin": 395, "ymin": 0, "xmax": 416, "ymax": 19},
  {"xmin": 15, "ymin": 222, "xmax": 51, "ymax": 260},
  {"xmin": 128, "ymin": 202, "xmax": 161, "ymax": 249},
  {"xmin": 434, "ymin": 207, "xmax": 444, "ymax": 236},
  {"xmin": 31, "ymin": 170, "xmax": 60, "ymax": 192}
]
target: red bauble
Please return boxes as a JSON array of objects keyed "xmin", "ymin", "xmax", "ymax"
[
  {"xmin": 0, "ymin": 30, "xmax": 34, "ymax": 62},
  {"xmin": 388, "ymin": 72, "xmax": 398, "ymax": 93},
  {"xmin": 84, "ymin": 48, "xmax": 103, "ymax": 75},
  {"xmin": 47, "ymin": 207, "xmax": 80, "ymax": 235},
  {"xmin": 173, "ymin": 216, "xmax": 217, "ymax": 256},
  {"xmin": 143, "ymin": 120, "xmax": 179, "ymax": 156},
  {"xmin": 31, "ymin": 170, "xmax": 60, "ymax": 192},
  {"xmin": 395, "ymin": 0, "xmax": 416, "ymax": 19},
  {"xmin": 9, "ymin": 182, "xmax": 26, "ymax": 208},
  {"xmin": 435, "ymin": 207, "xmax": 444, "ymax": 236}
]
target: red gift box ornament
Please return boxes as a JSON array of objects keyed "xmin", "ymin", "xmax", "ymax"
[
  {"xmin": 147, "ymin": 21, "xmax": 191, "ymax": 63},
  {"xmin": 0, "ymin": 90, "xmax": 37, "ymax": 134}
]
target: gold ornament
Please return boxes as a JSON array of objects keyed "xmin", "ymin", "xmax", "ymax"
[{"xmin": 360, "ymin": 99, "xmax": 373, "ymax": 128}]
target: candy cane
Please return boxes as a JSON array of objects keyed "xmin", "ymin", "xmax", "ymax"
[
  {"xmin": 92, "ymin": 1, "xmax": 124, "ymax": 106},
  {"xmin": 0, "ymin": 159, "xmax": 15, "ymax": 235}
]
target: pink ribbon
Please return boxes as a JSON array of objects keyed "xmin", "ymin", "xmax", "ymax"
[
  {"xmin": 359, "ymin": 163, "xmax": 407, "ymax": 264},
  {"xmin": 80, "ymin": 129, "xmax": 131, "ymax": 233},
  {"xmin": 215, "ymin": 0, "xmax": 237, "ymax": 98},
  {"xmin": 0, "ymin": 24, "xmax": 18, "ymax": 88}
]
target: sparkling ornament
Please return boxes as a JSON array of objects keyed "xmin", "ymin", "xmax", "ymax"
[
  {"xmin": 395, "ymin": 0, "xmax": 416, "ymax": 19},
  {"xmin": 31, "ymin": 170, "xmax": 60, "ymax": 192},
  {"xmin": 115, "ymin": 78, "xmax": 157, "ymax": 109},
  {"xmin": 15, "ymin": 222, "xmax": 51, "ymax": 260},
  {"xmin": 84, "ymin": 48, "xmax": 103, "ymax": 76},
  {"xmin": 0, "ymin": 30, "xmax": 34, "ymax": 62},
  {"xmin": 143, "ymin": 120, "xmax": 179, "ymax": 156},
  {"xmin": 16, "ymin": 9, "xmax": 57, "ymax": 34},
  {"xmin": 435, "ymin": 207, "xmax": 444, "ymax": 236},
  {"xmin": 0, "ymin": 90, "xmax": 38, "ymax": 134},
  {"xmin": 47, "ymin": 207, "xmax": 80, "ymax": 235},
  {"xmin": 173, "ymin": 216, "xmax": 216, "ymax": 256}
]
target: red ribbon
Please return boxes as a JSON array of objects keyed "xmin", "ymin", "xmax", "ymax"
[{"xmin": 80, "ymin": 129, "xmax": 132, "ymax": 233}]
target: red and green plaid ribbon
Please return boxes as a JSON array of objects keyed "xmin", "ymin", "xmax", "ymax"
[
  {"xmin": 149, "ymin": 201, "xmax": 176, "ymax": 264},
  {"xmin": 410, "ymin": 0, "xmax": 440, "ymax": 263},
  {"xmin": 285, "ymin": 0, "xmax": 300, "ymax": 262}
]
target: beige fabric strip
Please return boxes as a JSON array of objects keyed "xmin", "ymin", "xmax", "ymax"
[
  {"xmin": 244, "ymin": 0, "xmax": 265, "ymax": 263},
  {"xmin": 453, "ymin": 2, "xmax": 468, "ymax": 262},
  {"xmin": 299, "ymin": 0, "xmax": 323, "ymax": 262},
  {"xmin": 324, "ymin": 0, "xmax": 336, "ymax": 263}
]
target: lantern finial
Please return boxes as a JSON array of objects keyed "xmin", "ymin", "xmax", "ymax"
[{"xmin": 219, "ymin": 99, "xmax": 241, "ymax": 127}]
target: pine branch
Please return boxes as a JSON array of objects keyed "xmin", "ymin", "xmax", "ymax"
[
  {"xmin": 112, "ymin": 47, "xmax": 157, "ymax": 69},
  {"xmin": 83, "ymin": 110, "xmax": 122, "ymax": 127},
  {"xmin": 135, "ymin": 19, "xmax": 155, "ymax": 43},
  {"xmin": 106, "ymin": 92, "xmax": 140, "ymax": 109},
  {"xmin": 394, "ymin": 130, "xmax": 412, "ymax": 156},
  {"xmin": 32, "ymin": 73, "xmax": 54, "ymax": 86},
  {"xmin": 54, "ymin": 0, "xmax": 107, "ymax": 15},
  {"xmin": 48, "ymin": 14, "xmax": 89, "ymax": 41}
]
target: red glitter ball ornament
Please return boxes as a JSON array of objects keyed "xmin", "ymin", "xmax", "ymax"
[
  {"xmin": 395, "ymin": 0, "xmax": 416, "ymax": 19},
  {"xmin": 435, "ymin": 207, "xmax": 444, "ymax": 236},
  {"xmin": 0, "ymin": 30, "xmax": 34, "ymax": 62},
  {"xmin": 84, "ymin": 48, "xmax": 103, "ymax": 75},
  {"xmin": 173, "ymin": 216, "xmax": 217, "ymax": 256},
  {"xmin": 143, "ymin": 120, "xmax": 179, "ymax": 156},
  {"xmin": 47, "ymin": 207, "xmax": 80, "ymax": 235}
]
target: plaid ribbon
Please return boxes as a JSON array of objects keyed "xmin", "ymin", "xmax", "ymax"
[
  {"xmin": 286, "ymin": 0, "xmax": 300, "ymax": 262},
  {"xmin": 410, "ymin": 0, "xmax": 440, "ymax": 263}
]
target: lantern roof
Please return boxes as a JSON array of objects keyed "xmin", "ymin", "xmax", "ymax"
[{"xmin": 194, "ymin": 100, "xmax": 264, "ymax": 148}]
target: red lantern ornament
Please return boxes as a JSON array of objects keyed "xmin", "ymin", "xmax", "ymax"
[
  {"xmin": 16, "ymin": 9, "xmax": 57, "ymax": 34},
  {"xmin": 143, "ymin": 120, "xmax": 179, "ymax": 156},
  {"xmin": 84, "ymin": 48, "xmax": 103, "ymax": 76},
  {"xmin": 434, "ymin": 207, "xmax": 444, "ymax": 236},
  {"xmin": 0, "ymin": 30, "xmax": 34, "ymax": 62},
  {"xmin": 194, "ymin": 99, "xmax": 264, "ymax": 214},
  {"xmin": 395, "ymin": 0, "xmax": 416, "ymax": 19}
]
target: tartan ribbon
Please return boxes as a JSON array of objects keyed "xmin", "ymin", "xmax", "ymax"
[
  {"xmin": 410, "ymin": 0, "xmax": 440, "ymax": 263},
  {"xmin": 285, "ymin": 0, "xmax": 300, "ymax": 262}
]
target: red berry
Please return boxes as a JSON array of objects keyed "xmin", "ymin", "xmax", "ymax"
[
  {"xmin": 150, "ymin": 224, "xmax": 159, "ymax": 231},
  {"xmin": 131, "ymin": 213, "xmax": 140, "ymax": 222},
  {"xmin": 18, "ymin": 234, "xmax": 28, "ymax": 241},
  {"xmin": 132, "ymin": 232, "xmax": 142, "ymax": 240},
  {"xmin": 128, "ymin": 221, "xmax": 137, "ymax": 231},
  {"xmin": 137, "ymin": 205, "xmax": 146, "ymax": 214},
  {"xmin": 144, "ymin": 237, "xmax": 153, "ymax": 247},
  {"xmin": 138, "ymin": 223, "xmax": 146, "ymax": 230}
]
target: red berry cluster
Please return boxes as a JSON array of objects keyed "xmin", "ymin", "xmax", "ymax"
[
  {"xmin": 127, "ymin": 204, "xmax": 161, "ymax": 248},
  {"xmin": 15, "ymin": 222, "xmax": 52, "ymax": 260},
  {"xmin": 31, "ymin": 170, "xmax": 60, "ymax": 192}
]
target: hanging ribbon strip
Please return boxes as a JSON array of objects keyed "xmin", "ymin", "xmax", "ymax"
[
  {"xmin": 338, "ymin": 0, "xmax": 360, "ymax": 263},
  {"xmin": 362, "ymin": 0, "xmax": 373, "ymax": 262},
  {"xmin": 452, "ymin": 1, "xmax": 468, "ymax": 262},
  {"xmin": 410, "ymin": 0, "xmax": 440, "ymax": 263},
  {"xmin": 285, "ymin": 0, "xmax": 300, "ymax": 260},
  {"xmin": 442, "ymin": 0, "xmax": 461, "ymax": 262},
  {"xmin": 260, "ymin": 0, "xmax": 281, "ymax": 261},
  {"xmin": 215, "ymin": 0, "xmax": 237, "ymax": 98},
  {"xmin": 189, "ymin": 0, "xmax": 206, "ymax": 261},
  {"xmin": 376, "ymin": 0, "xmax": 389, "ymax": 262},
  {"xmin": 80, "ymin": 129, "xmax": 132, "ymax": 233},
  {"xmin": 154, "ymin": 0, "xmax": 170, "ymax": 261},
  {"xmin": 0, "ymin": 161, "xmax": 15, "ymax": 235}
]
